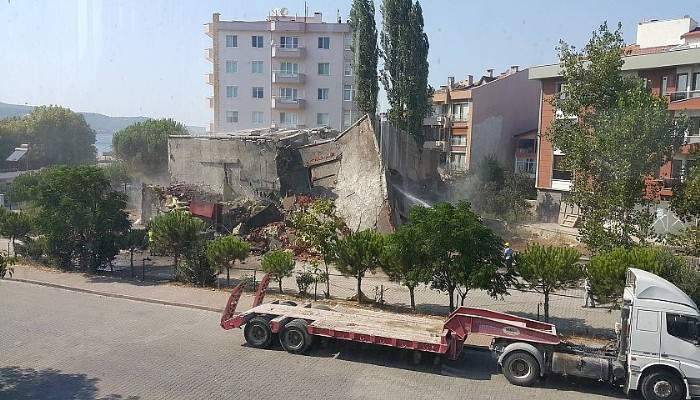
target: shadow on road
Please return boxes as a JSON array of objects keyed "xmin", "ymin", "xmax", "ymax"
[
  {"xmin": 509, "ymin": 311, "xmax": 616, "ymax": 339},
  {"xmin": 0, "ymin": 366, "xmax": 139, "ymax": 400}
]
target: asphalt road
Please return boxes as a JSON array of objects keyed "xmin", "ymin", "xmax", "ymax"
[{"xmin": 0, "ymin": 280, "xmax": 627, "ymax": 400}]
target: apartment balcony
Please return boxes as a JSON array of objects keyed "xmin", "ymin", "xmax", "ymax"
[
  {"xmin": 207, "ymin": 97, "xmax": 214, "ymax": 108},
  {"xmin": 669, "ymin": 90, "xmax": 700, "ymax": 102},
  {"xmin": 205, "ymin": 23, "xmax": 214, "ymax": 38},
  {"xmin": 272, "ymin": 97, "xmax": 306, "ymax": 110},
  {"xmin": 272, "ymin": 72, "xmax": 306, "ymax": 84},
  {"xmin": 272, "ymin": 45, "xmax": 305, "ymax": 59},
  {"xmin": 206, "ymin": 73, "xmax": 214, "ymax": 85},
  {"xmin": 205, "ymin": 48, "xmax": 214, "ymax": 62},
  {"xmin": 685, "ymin": 134, "xmax": 700, "ymax": 145},
  {"xmin": 423, "ymin": 114, "xmax": 447, "ymax": 126}
]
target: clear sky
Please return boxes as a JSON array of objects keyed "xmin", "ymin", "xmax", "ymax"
[{"xmin": 1, "ymin": 0, "xmax": 697, "ymax": 127}]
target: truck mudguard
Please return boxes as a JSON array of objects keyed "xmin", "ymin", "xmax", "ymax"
[{"xmin": 498, "ymin": 342, "xmax": 545, "ymax": 376}]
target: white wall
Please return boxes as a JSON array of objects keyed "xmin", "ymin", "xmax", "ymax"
[{"xmin": 636, "ymin": 17, "xmax": 697, "ymax": 48}]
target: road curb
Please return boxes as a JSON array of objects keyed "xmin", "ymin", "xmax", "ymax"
[{"xmin": 7, "ymin": 277, "xmax": 226, "ymax": 314}]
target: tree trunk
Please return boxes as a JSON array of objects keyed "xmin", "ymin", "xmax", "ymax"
[
  {"xmin": 10, "ymin": 237, "xmax": 15, "ymax": 256},
  {"xmin": 279, "ymin": 278, "xmax": 283, "ymax": 294},
  {"xmin": 226, "ymin": 266, "xmax": 230, "ymax": 286},
  {"xmin": 544, "ymin": 291, "xmax": 550, "ymax": 323},
  {"xmin": 173, "ymin": 254, "xmax": 179, "ymax": 280},
  {"xmin": 357, "ymin": 274, "xmax": 363, "ymax": 304},
  {"xmin": 448, "ymin": 286, "xmax": 455, "ymax": 311},
  {"xmin": 324, "ymin": 258, "xmax": 331, "ymax": 299},
  {"xmin": 130, "ymin": 249, "xmax": 134, "ymax": 278},
  {"xmin": 409, "ymin": 286, "xmax": 416, "ymax": 311},
  {"xmin": 459, "ymin": 288, "xmax": 469, "ymax": 306}
]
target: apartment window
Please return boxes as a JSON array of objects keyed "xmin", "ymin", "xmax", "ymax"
[
  {"xmin": 252, "ymin": 87, "xmax": 264, "ymax": 99},
  {"xmin": 279, "ymin": 87, "xmax": 298, "ymax": 101},
  {"xmin": 343, "ymin": 34, "xmax": 352, "ymax": 50},
  {"xmin": 226, "ymin": 35, "xmax": 237, "ymax": 48},
  {"xmin": 280, "ymin": 112, "xmax": 298, "ymax": 126},
  {"xmin": 555, "ymin": 82, "xmax": 567, "ymax": 100},
  {"xmin": 280, "ymin": 36, "xmax": 299, "ymax": 49},
  {"xmin": 225, "ymin": 60, "xmax": 237, "ymax": 73},
  {"xmin": 318, "ymin": 63, "xmax": 330, "ymax": 76},
  {"xmin": 450, "ymin": 153, "xmax": 466, "ymax": 170},
  {"xmin": 279, "ymin": 62, "xmax": 299, "ymax": 75},
  {"xmin": 252, "ymin": 111, "xmax": 264, "ymax": 124},
  {"xmin": 226, "ymin": 111, "xmax": 238, "ymax": 123},
  {"xmin": 318, "ymin": 88, "xmax": 329, "ymax": 100},
  {"xmin": 225, "ymin": 86, "xmax": 238, "ymax": 98},
  {"xmin": 318, "ymin": 36, "xmax": 330, "ymax": 49},
  {"xmin": 252, "ymin": 35, "xmax": 264, "ymax": 48},
  {"xmin": 343, "ymin": 84, "xmax": 353, "ymax": 101},
  {"xmin": 552, "ymin": 155, "xmax": 572, "ymax": 181},
  {"xmin": 516, "ymin": 158, "xmax": 537, "ymax": 175},
  {"xmin": 452, "ymin": 102, "xmax": 469, "ymax": 121},
  {"xmin": 344, "ymin": 62, "xmax": 352, "ymax": 77},
  {"xmin": 693, "ymin": 72, "xmax": 700, "ymax": 93},
  {"xmin": 450, "ymin": 136, "xmax": 466, "ymax": 146},
  {"xmin": 671, "ymin": 159, "xmax": 684, "ymax": 180},
  {"xmin": 661, "ymin": 76, "xmax": 669, "ymax": 95},
  {"xmin": 675, "ymin": 73, "xmax": 689, "ymax": 100},
  {"xmin": 342, "ymin": 110, "xmax": 352, "ymax": 128},
  {"xmin": 252, "ymin": 61, "xmax": 264, "ymax": 74},
  {"xmin": 316, "ymin": 113, "xmax": 330, "ymax": 126}
]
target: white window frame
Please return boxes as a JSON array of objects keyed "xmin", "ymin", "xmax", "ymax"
[
  {"xmin": 225, "ymin": 86, "xmax": 238, "ymax": 98},
  {"xmin": 226, "ymin": 111, "xmax": 238, "ymax": 123},
  {"xmin": 252, "ymin": 87, "xmax": 264, "ymax": 99},
  {"xmin": 318, "ymin": 36, "xmax": 330, "ymax": 49},
  {"xmin": 279, "ymin": 87, "xmax": 298, "ymax": 101},
  {"xmin": 280, "ymin": 62, "xmax": 299, "ymax": 76},
  {"xmin": 317, "ymin": 113, "xmax": 330, "ymax": 126},
  {"xmin": 343, "ymin": 34, "xmax": 352, "ymax": 50},
  {"xmin": 343, "ymin": 84, "xmax": 353, "ymax": 101},
  {"xmin": 225, "ymin": 60, "xmax": 237, "ymax": 73},
  {"xmin": 280, "ymin": 112, "xmax": 298, "ymax": 127},
  {"xmin": 344, "ymin": 62, "xmax": 352, "ymax": 77},
  {"xmin": 318, "ymin": 63, "xmax": 330, "ymax": 76},
  {"xmin": 226, "ymin": 35, "xmax": 237, "ymax": 48},
  {"xmin": 318, "ymin": 88, "xmax": 329, "ymax": 100},
  {"xmin": 252, "ymin": 35, "xmax": 264, "ymax": 48},
  {"xmin": 252, "ymin": 61, "xmax": 264, "ymax": 74},
  {"xmin": 280, "ymin": 36, "xmax": 299, "ymax": 49},
  {"xmin": 342, "ymin": 110, "xmax": 352, "ymax": 128},
  {"xmin": 252, "ymin": 111, "xmax": 264, "ymax": 124}
]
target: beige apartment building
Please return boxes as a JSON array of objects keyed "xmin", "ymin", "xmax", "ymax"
[{"xmin": 206, "ymin": 11, "xmax": 356, "ymax": 132}]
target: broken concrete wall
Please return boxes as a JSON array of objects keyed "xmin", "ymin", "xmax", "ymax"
[
  {"xmin": 380, "ymin": 121, "xmax": 441, "ymax": 185},
  {"xmin": 298, "ymin": 116, "xmax": 393, "ymax": 232},
  {"xmin": 168, "ymin": 136, "xmax": 279, "ymax": 200}
]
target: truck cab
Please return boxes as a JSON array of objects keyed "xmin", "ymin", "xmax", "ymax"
[{"xmin": 622, "ymin": 268, "xmax": 700, "ymax": 400}]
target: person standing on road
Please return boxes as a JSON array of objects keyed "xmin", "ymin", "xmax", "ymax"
[
  {"xmin": 504, "ymin": 242, "xmax": 514, "ymax": 269},
  {"xmin": 583, "ymin": 276, "xmax": 595, "ymax": 308}
]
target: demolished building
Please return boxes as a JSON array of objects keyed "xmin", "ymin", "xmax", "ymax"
[{"xmin": 152, "ymin": 115, "xmax": 407, "ymax": 232}]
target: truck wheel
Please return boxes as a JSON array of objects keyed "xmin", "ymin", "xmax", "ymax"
[
  {"xmin": 502, "ymin": 351, "xmax": 540, "ymax": 387},
  {"xmin": 279, "ymin": 319, "xmax": 313, "ymax": 354},
  {"xmin": 243, "ymin": 317, "xmax": 273, "ymax": 349},
  {"xmin": 641, "ymin": 371, "xmax": 684, "ymax": 400}
]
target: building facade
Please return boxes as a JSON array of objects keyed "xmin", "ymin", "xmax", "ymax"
[
  {"xmin": 424, "ymin": 67, "xmax": 540, "ymax": 173},
  {"xmin": 529, "ymin": 16, "xmax": 700, "ymax": 222},
  {"xmin": 206, "ymin": 12, "xmax": 356, "ymax": 133}
]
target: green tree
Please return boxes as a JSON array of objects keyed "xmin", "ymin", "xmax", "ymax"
[
  {"xmin": 178, "ymin": 242, "xmax": 217, "ymax": 287},
  {"xmin": 289, "ymin": 199, "xmax": 346, "ymax": 298},
  {"xmin": 380, "ymin": 0, "xmax": 431, "ymax": 142},
  {"xmin": 102, "ymin": 161, "xmax": 131, "ymax": 192},
  {"xmin": 0, "ymin": 106, "xmax": 96, "ymax": 168},
  {"xmin": 408, "ymin": 202, "xmax": 509, "ymax": 311},
  {"xmin": 120, "ymin": 228, "xmax": 148, "ymax": 278},
  {"xmin": 8, "ymin": 166, "xmax": 129, "ymax": 271},
  {"xmin": 549, "ymin": 22, "xmax": 686, "ymax": 252},
  {"xmin": 112, "ymin": 119, "xmax": 188, "ymax": 175},
  {"xmin": 350, "ymin": 0, "xmax": 379, "ymax": 117},
  {"xmin": 668, "ymin": 164, "xmax": 700, "ymax": 256},
  {"xmin": 588, "ymin": 246, "xmax": 699, "ymax": 304},
  {"xmin": 515, "ymin": 244, "xmax": 583, "ymax": 322},
  {"xmin": 382, "ymin": 224, "xmax": 430, "ymax": 310},
  {"xmin": 261, "ymin": 249, "xmax": 295, "ymax": 294},
  {"xmin": 206, "ymin": 235, "xmax": 250, "ymax": 286},
  {"xmin": 0, "ymin": 250, "xmax": 15, "ymax": 279},
  {"xmin": 335, "ymin": 229, "xmax": 385, "ymax": 303},
  {"xmin": 149, "ymin": 211, "xmax": 205, "ymax": 278},
  {"xmin": 0, "ymin": 211, "xmax": 33, "ymax": 253}
]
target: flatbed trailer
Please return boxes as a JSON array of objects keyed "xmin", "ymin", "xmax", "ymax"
[{"xmin": 221, "ymin": 270, "xmax": 700, "ymax": 400}]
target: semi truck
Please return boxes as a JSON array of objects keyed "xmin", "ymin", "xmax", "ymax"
[{"xmin": 220, "ymin": 268, "xmax": 700, "ymax": 400}]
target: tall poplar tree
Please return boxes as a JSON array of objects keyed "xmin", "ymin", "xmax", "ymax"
[
  {"xmin": 350, "ymin": 0, "xmax": 379, "ymax": 117},
  {"xmin": 380, "ymin": 0, "xmax": 431, "ymax": 143}
]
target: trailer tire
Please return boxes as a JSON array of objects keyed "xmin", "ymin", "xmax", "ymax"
[
  {"xmin": 243, "ymin": 317, "xmax": 273, "ymax": 349},
  {"xmin": 640, "ymin": 370, "xmax": 684, "ymax": 400},
  {"xmin": 279, "ymin": 319, "xmax": 313, "ymax": 354},
  {"xmin": 502, "ymin": 351, "xmax": 540, "ymax": 387}
]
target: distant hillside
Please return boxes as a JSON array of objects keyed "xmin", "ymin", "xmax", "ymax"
[{"xmin": 0, "ymin": 102, "xmax": 204, "ymax": 136}]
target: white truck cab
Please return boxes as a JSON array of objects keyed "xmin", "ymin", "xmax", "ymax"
[{"xmin": 623, "ymin": 268, "xmax": 700, "ymax": 400}]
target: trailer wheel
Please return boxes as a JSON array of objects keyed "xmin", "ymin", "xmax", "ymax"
[
  {"xmin": 243, "ymin": 316, "xmax": 273, "ymax": 349},
  {"xmin": 502, "ymin": 351, "xmax": 540, "ymax": 387},
  {"xmin": 279, "ymin": 319, "xmax": 313, "ymax": 354},
  {"xmin": 640, "ymin": 370, "xmax": 684, "ymax": 400}
]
